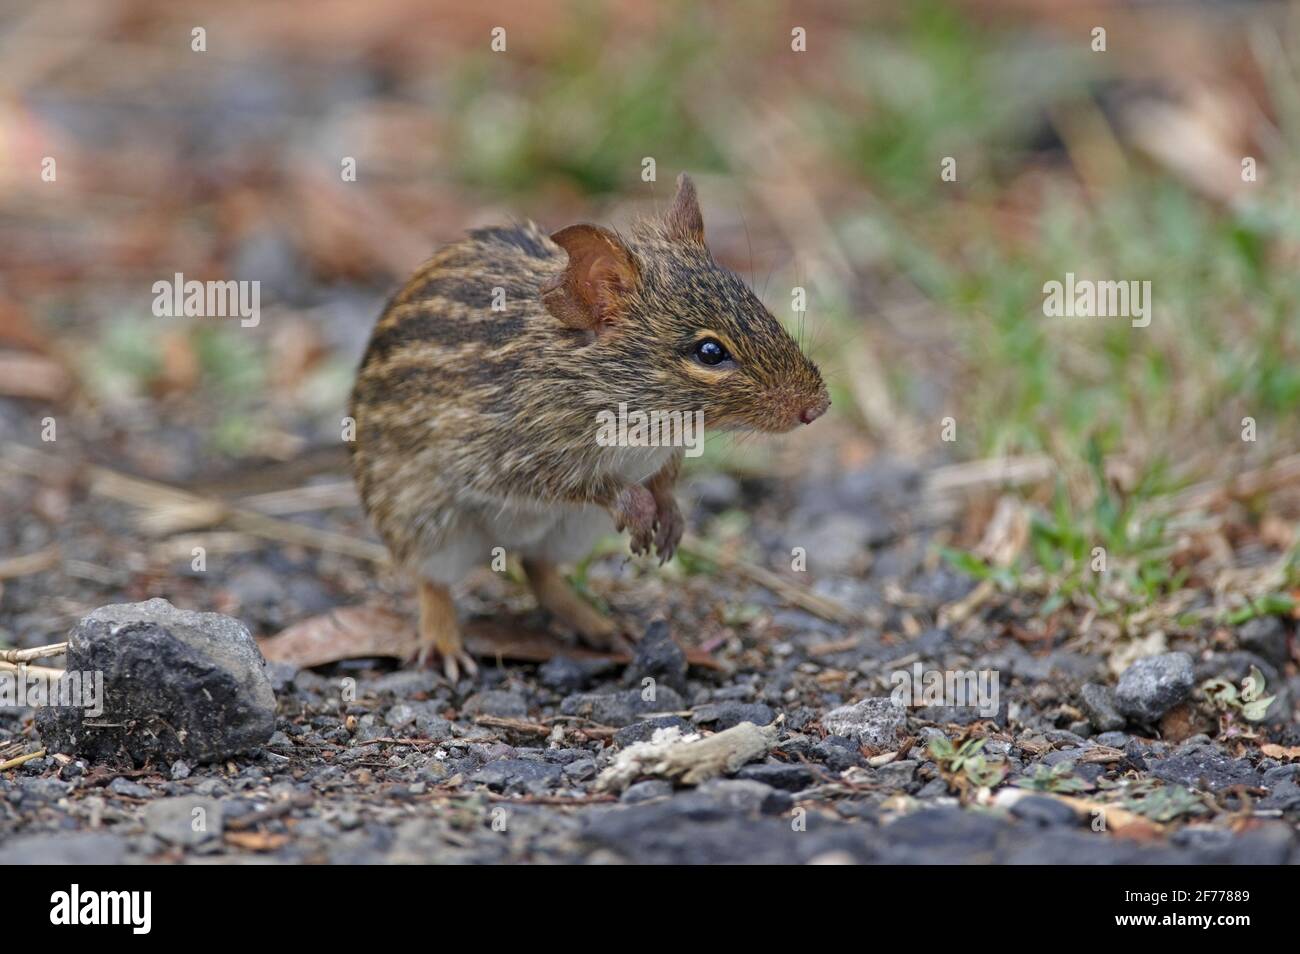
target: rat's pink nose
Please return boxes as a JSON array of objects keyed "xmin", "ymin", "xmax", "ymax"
[{"xmin": 800, "ymin": 399, "xmax": 829, "ymax": 425}]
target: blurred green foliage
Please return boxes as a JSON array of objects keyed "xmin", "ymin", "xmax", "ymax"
[
  {"xmin": 447, "ymin": 1, "xmax": 727, "ymax": 195},
  {"xmin": 438, "ymin": 0, "xmax": 1298, "ymax": 473}
]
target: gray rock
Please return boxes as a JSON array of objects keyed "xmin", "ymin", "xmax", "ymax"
[
  {"xmin": 385, "ymin": 704, "xmax": 417, "ymax": 729},
  {"xmin": 915, "ymin": 778, "xmax": 950, "ymax": 798},
  {"xmin": 626, "ymin": 619, "xmax": 688, "ymax": 695},
  {"xmin": 544, "ymin": 747, "xmax": 588, "ymax": 765},
  {"xmin": 697, "ymin": 779, "xmax": 790, "ymax": 815},
  {"xmin": 266, "ymin": 661, "xmax": 298, "ymax": 693},
  {"xmin": 562, "ymin": 758, "xmax": 597, "ymax": 782},
  {"xmin": 908, "ymin": 567, "xmax": 976, "ymax": 606},
  {"xmin": 0, "ymin": 832, "xmax": 127, "ymax": 865},
  {"xmin": 363, "ymin": 669, "xmax": 439, "ymax": 697},
  {"xmin": 1042, "ymin": 745, "xmax": 1092, "ymax": 767},
  {"xmin": 913, "ymin": 703, "xmax": 1003, "ymax": 726},
  {"xmin": 191, "ymin": 778, "xmax": 227, "ymax": 798},
  {"xmin": 471, "ymin": 759, "xmax": 563, "ymax": 795},
  {"xmin": 461, "ymin": 690, "xmax": 528, "ymax": 719},
  {"xmin": 1000, "ymin": 829, "xmax": 1179, "ymax": 864},
  {"xmin": 226, "ymin": 566, "xmax": 284, "ymax": 615},
  {"xmin": 821, "ymin": 697, "xmax": 906, "ymax": 748},
  {"xmin": 582, "ymin": 799, "xmax": 874, "ymax": 864},
  {"xmin": 877, "ymin": 807, "xmax": 1009, "ymax": 864},
  {"xmin": 1043, "ymin": 728, "xmax": 1089, "ymax": 746},
  {"xmin": 108, "ymin": 777, "xmax": 153, "ymax": 798},
  {"xmin": 20, "ymin": 777, "xmax": 71, "ymax": 800},
  {"xmin": 416, "ymin": 715, "xmax": 454, "ymax": 740},
  {"xmin": 1260, "ymin": 777, "xmax": 1300, "ymax": 811},
  {"xmin": 1238, "ymin": 616, "xmax": 1290, "ymax": 667},
  {"xmin": 145, "ymin": 796, "xmax": 223, "ymax": 847},
  {"xmin": 1171, "ymin": 820, "xmax": 1294, "ymax": 864},
  {"xmin": 872, "ymin": 759, "xmax": 919, "ymax": 786},
  {"xmin": 1263, "ymin": 764, "xmax": 1300, "ymax": 786},
  {"xmin": 1079, "ymin": 683, "xmax": 1125, "ymax": 732},
  {"xmin": 811, "ymin": 736, "xmax": 864, "ymax": 771},
  {"xmin": 796, "ymin": 514, "xmax": 879, "ymax": 569},
  {"xmin": 1010, "ymin": 794, "xmax": 1080, "ymax": 827},
  {"xmin": 35, "ymin": 598, "xmax": 276, "ymax": 765},
  {"xmin": 620, "ymin": 779, "xmax": 673, "ymax": 803},
  {"xmin": 537, "ymin": 657, "xmax": 601, "ymax": 693},
  {"xmin": 1148, "ymin": 744, "xmax": 1259, "ymax": 793},
  {"xmin": 614, "ymin": 716, "xmax": 692, "ymax": 747},
  {"xmin": 560, "ymin": 686, "xmax": 685, "ymax": 727},
  {"xmin": 692, "ymin": 701, "xmax": 775, "ymax": 730},
  {"xmin": 1114, "ymin": 652, "xmax": 1193, "ymax": 723},
  {"xmin": 735, "ymin": 762, "xmax": 818, "ymax": 792},
  {"xmin": 354, "ymin": 718, "xmax": 389, "ymax": 743}
]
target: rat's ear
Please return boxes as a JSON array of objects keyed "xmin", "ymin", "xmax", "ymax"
[
  {"xmin": 541, "ymin": 224, "xmax": 640, "ymax": 334},
  {"xmin": 663, "ymin": 173, "xmax": 704, "ymax": 245}
]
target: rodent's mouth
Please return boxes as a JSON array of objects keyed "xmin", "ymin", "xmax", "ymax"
[
  {"xmin": 762, "ymin": 387, "xmax": 831, "ymax": 433},
  {"xmin": 709, "ymin": 386, "xmax": 830, "ymax": 434}
]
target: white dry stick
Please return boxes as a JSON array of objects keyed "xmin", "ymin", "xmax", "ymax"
[
  {"xmin": 0, "ymin": 642, "xmax": 67, "ymax": 663},
  {"xmin": 596, "ymin": 720, "xmax": 781, "ymax": 792}
]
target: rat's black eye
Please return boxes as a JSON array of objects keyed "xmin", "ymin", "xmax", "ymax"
[{"xmin": 694, "ymin": 338, "xmax": 731, "ymax": 367}]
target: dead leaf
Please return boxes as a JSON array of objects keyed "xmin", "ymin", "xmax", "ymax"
[
  {"xmin": 1259, "ymin": 743, "xmax": 1300, "ymax": 761},
  {"xmin": 1158, "ymin": 702, "xmax": 1214, "ymax": 744},
  {"xmin": 0, "ymin": 349, "xmax": 73, "ymax": 401},
  {"xmin": 224, "ymin": 831, "xmax": 290, "ymax": 852},
  {"xmin": 261, "ymin": 606, "xmax": 723, "ymax": 670},
  {"xmin": 259, "ymin": 605, "xmax": 415, "ymax": 666}
]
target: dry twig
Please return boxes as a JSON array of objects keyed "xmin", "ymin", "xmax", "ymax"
[{"xmin": 0, "ymin": 748, "xmax": 46, "ymax": 772}]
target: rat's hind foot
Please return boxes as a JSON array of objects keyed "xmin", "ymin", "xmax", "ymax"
[
  {"xmin": 522, "ymin": 558, "xmax": 630, "ymax": 652},
  {"xmin": 414, "ymin": 641, "xmax": 478, "ymax": 683},
  {"xmin": 415, "ymin": 579, "xmax": 478, "ymax": 682}
]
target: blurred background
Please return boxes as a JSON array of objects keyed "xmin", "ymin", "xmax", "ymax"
[{"xmin": 1, "ymin": 0, "xmax": 1298, "ymax": 646}]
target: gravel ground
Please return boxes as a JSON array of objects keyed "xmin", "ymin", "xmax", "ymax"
[{"xmin": 2, "ymin": 453, "xmax": 1297, "ymax": 865}]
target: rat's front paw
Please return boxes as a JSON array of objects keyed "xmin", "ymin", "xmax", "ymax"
[
  {"xmin": 653, "ymin": 494, "xmax": 683, "ymax": 565},
  {"xmin": 612, "ymin": 484, "xmax": 657, "ymax": 556}
]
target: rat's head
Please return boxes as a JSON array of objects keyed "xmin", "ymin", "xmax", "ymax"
[{"xmin": 541, "ymin": 174, "xmax": 829, "ymax": 433}]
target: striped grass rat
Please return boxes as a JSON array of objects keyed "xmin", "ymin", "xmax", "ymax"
[{"xmin": 349, "ymin": 174, "xmax": 828, "ymax": 678}]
